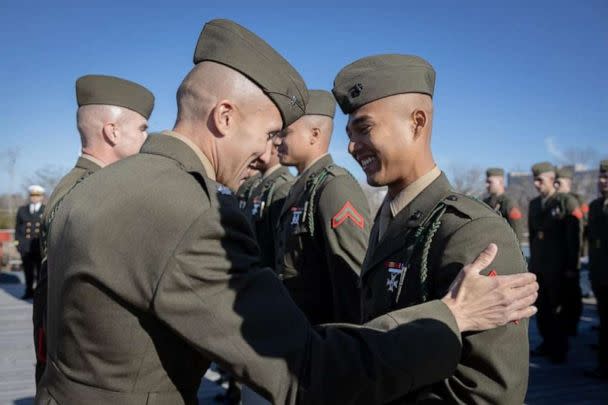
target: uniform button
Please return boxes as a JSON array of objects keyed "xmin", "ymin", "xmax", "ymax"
[
  {"xmin": 411, "ymin": 211, "xmax": 422, "ymax": 220},
  {"xmin": 447, "ymin": 195, "xmax": 458, "ymax": 201}
]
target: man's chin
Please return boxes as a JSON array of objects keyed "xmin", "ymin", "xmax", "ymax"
[
  {"xmin": 365, "ymin": 173, "xmax": 385, "ymax": 188},
  {"xmin": 278, "ymin": 156, "xmax": 294, "ymax": 167}
]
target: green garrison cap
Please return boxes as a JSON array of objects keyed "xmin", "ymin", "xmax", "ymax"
[
  {"xmin": 600, "ymin": 160, "xmax": 608, "ymax": 173},
  {"xmin": 332, "ymin": 54, "xmax": 435, "ymax": 114},
  {"xmin": 304, "ymin": 90, "xmax": 336, "ymax": 118},
  {"xmin": 556, "ymin": 166, "xmax": 574, "ymax": 179},
  {"xmin": 76, "ymin": 75, "xmax": 154, "ymax": 119},
  {"xmin": 486, "ymin": 167, "xmax": 504, "ymax": 177},
  {"xmin": 193, "ymin": 19, "xmax": 308, "ymax": 128},
  {"xmin": 531, "ymin": 161, "xmax": 556, "ymax": 177}
]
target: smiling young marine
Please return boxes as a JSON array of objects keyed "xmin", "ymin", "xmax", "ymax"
[{"xmin": 333, "ymin": 54, "xmax": 530, "ymax": 404}]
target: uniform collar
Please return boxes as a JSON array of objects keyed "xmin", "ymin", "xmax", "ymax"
[
  {"xmin": 165, "ymin": 130, "xmax": 216, "ymax": 181},
  {"xmin": 293, "ymin": 154, "xmax": 333, "ymax": 194},
  {"xmin": 300, "ymin": 153, "xmax": 331, "ymax": 177},
  {"xmin": 78, "ymin": 154, "xmax": 104, "ymax": 170},
  {"xmin": 386, "ymin": 166, "xmax": 441, "ymax": 217},
  {"xmin": 541, "ymin": 191, "xmax": 557, "ymax": 206},
  {"xmin": 262, "ymin": 164, "xmax": 283, "ymax": 179},
  {"xmin": 139, "ymin": 131, "xmax": 214, "ymax": 180},
  {"xmin": 364, "ymin": 172, "xmax": 452, "ymax": 275}
]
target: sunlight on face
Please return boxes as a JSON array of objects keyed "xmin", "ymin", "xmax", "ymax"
[
  {"xmin": 114, "ymin": 110, "xmax": 148, "ymax": 159},
  {"xmin": 274, "ymin": 117, "xmax": 312, "ymax": 167},
  {"xmin": 220, "ymin": 100, "xmax": 282, "ymax": 190},
  {"xmin": 345, "ymin": 96, "xmax": 414, "ymax": 188}
]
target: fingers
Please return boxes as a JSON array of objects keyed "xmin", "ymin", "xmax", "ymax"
[
  {"xmin": 507, "ymin": 289, "xmax": 539, "ymax": 312},
  {"xmin": 464, "ymin": 243, "xmax": 498, "ymax": 276},
  {"xmin": 508, "ymin": 305, "xmax": 538, "ymax": 323},
  {"xmin": 505, "ymin": 280, "xmax": 539, "ymax": 303},
  {"xmin": 496, "ymin": 272, "xmax": 537, "ymax": 289}
]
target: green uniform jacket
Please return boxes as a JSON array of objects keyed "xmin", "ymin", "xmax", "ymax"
[
  {"xmin": 275, "ymin": 155, "xmax": 370, "ymax": 324},
  {"xmin": 528, "ymin": 192, "xmax": 581, "ymax": 279},
  {"xmin": 237, "ymin": 172, "xmax": 262, "ymax": 210},
  {"xmin": 41, "ymin": 157, "xmax": 102, "ymax": 266},
  {"xmin": 361, "ymin": 174, "xmax": 529, "ymax": 404},
  {"xmin": 483, "ymin": 193, "xmax": 525, "ymax": 243},
  {"xmin": 36, "ymin": 134, "xmax": 466, "ymax": 405},
  {"xmin": 245, "ymin": 166, "xmax": 294, "ymax": 268},
  {"xmin": 588, "ymin": 196, "xmax": 608, "ymax": 287}
]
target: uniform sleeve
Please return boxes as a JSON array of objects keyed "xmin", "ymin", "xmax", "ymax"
[
  {"xmin": 151, "ymin": 199, "xmax": 462, "ymax": 405},
  {"xmin": 564, "ymin": 194, "xmax": 582, "ymax": 273},
  {"xmin": 317, "ymin": 176, "xmax": 371, "ymax": 323},
  {"xmin": 528, "ymin": 201, "xmax": 536, "ymax": 243},
  {"xmin": 14, "ymin": 207, "xmax": 24, "ymax": 249},
  {"xmin": 504, "ymin": 198, "xmax": 525, "ymax": 244},
  {"xmin": 421, "ymin": 216, "xmax": 529, "ymax": 405}
]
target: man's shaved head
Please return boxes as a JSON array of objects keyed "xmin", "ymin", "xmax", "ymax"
[
  {"xmin": 274, "ymin": 114, "xmax": 334, "ymax": 173},
  {"xmin": 76, "ymin": 104, "xmax": 149, "ymax": 165},
  {"xmin": 175, "ymin": 61, "xmax": 272, "ymax": 128},
  {"xmin": 77, "ymin": 105, "xmax": 123, "ymax": 148},
  {"xmin": 303, "ymin": 114, "xmax": 334, "ymax": 150},
  {"xmin": 173, "ymin": 61, "xmax": 283, "ymax": 190},
  {"xmin": 383, "ymin": 93, "xmax": 433, "ymax": 142}
]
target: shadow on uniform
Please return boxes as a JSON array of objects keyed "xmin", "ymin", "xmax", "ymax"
[{"xmin": 216, "ymin": 199, "xmax": 462, "ymax": 402}]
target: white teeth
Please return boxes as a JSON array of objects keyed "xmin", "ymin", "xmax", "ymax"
[{"xmin": 360, "ymin": 157, "xmax": 375, "ymax": 168}]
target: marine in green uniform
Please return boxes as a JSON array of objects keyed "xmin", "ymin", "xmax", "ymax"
[
  {"xmin": 555, "ymin": 166, "xmax": 585, "ymax": 336},
  {"xmin": 484, "ymin": 167, "xmax": 525, "ymax": 243},
  {"xmin": 555, "ymin": 166, "xmax": 589, "ymax": 257},
  {"xmin": 33, "ymin": 75, "xmax": 154, "ymax": 385},
  {"xmin": 36, "ymin": 19, "xmax": 539, "ymax": 405},
  {"xmin": 273, "ymin": 90, "xmax": 370, "ymax": 324},
  {"xmin": 528, "ymin": 162, "xmax": 582, "ymax": 363},
  {"xmin": 245, "ymin": 140, "xmax": 294, "ymax": 268},
  {"xmin": 585, "ymin": 160, "xmax": 608, "ymax": 379},
  {"xmin": 333, "ymin": 54, "xmax": 530, "ymax": 404}
]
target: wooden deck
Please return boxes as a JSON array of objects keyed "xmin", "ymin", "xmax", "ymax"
[{"xmin": 1, "ymin": 269, "xmax": 606, "ymax": 404}]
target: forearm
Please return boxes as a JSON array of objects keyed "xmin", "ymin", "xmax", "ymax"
[{"xmin": 302, "ymin": 300, "xmax": 462, "ymax": 404}]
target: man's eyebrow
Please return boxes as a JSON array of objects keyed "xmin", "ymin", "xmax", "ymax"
[{"xmin": 346, "ymin": 115, "xmax": 373, "ymax": 133}]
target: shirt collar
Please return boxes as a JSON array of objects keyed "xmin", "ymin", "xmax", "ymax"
[
  {"xmin": 301, "ymin": 153, "xmax": 329, "ymax": 175},
  {"xmin": 388, "ymin": 166, "xmax": 442, "ymax": 217},
  {"xmin": 80, "ymin": 153, "xmax": 106, "ymax": 168},
  {"xmin": 163, "ymin": 130, "xmax": 216, "ymax": 181},
  {"xmin": 262, "ymin": 164, "xmax": 282, "ymax": 179}
]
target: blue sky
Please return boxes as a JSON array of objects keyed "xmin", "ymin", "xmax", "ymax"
[{"xmin": 1, "ymin": 0, "xmax": 606, "ymax": 193}]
